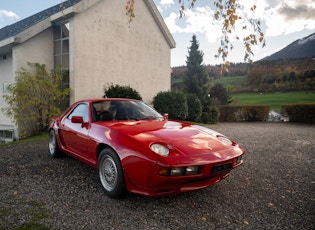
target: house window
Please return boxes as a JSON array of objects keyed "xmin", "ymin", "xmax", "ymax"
[
  {"xmin": 53, "ymin": 22, "xmax": 70, "ymax": 110},
  {"xmin": 3, "ymin": 83, "xmax": 9, "ymax": 93}
]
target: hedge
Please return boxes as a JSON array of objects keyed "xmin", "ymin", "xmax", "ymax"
[
  {"xmin": 281, "ymin": 104, "xmax": 315, "ymax": 123},
  {"xmin": 218, "ymin": 105, "xmax": 270, "ymax": 122}
]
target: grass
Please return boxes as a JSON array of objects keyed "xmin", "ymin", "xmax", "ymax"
[
  {"xmin": 0, "ymin": 196, "xmax": 50, "ymax": 229},
  {"xmin": 0, "ymin": 133, "xmax": 48, "ymax": 146},
  {"xmin": 19, "ymin": 133, "xmax": 48, "ymax": 142},
  {"xmin": 232, "ymin": 91, "xmax": 315, "ymax": 111},
  {"xmin": 213, "ymin": 76, "xmax": 315, "ymax": 110},
  {"xmin": 211, "ymin": 76, "xmax": 247, "ymax": 87}
]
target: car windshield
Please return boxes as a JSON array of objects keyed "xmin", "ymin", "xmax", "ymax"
[{"xmin": 92, "ymin": 100, "xmax": 163, "ymax": 121}]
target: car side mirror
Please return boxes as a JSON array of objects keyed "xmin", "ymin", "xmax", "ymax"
[
  {"xmin": 163, "ymin": 113, "xmax": 168, "ymax": 120},
  {"xmin": 71, "ymin": 116, "xmax": 84, "ymax": 124}
]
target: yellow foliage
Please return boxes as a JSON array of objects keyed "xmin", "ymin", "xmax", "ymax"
[{"xmin": 128, "ymin": 0, "xmax": 266, "ymax": 65}]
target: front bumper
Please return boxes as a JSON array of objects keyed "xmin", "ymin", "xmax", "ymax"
[{"xmin": 124, "ymin": 149, "xmax": 244, "ymax": 197}]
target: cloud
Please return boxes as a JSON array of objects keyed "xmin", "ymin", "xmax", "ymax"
[
  {"xmin": 159, "ymin": 0, "xmax": 315, "ymax": 39},
  {"xmin": 156, "ymin": 0, "xmax": 174, "ymax": 12},
  {"xmin": 159, "ymin": 0, "xmax": 174, "ymax": 6},
  {"xmin": 0, "ymin": 10, "xmax": 19, "ymax": 27},
  {"xmin": 0, "ymin": 10, "xmax": 19, "ymax": 20},
  {"xmin": 164, "ymin": 6, "xmax": 223, "ymax": 43},
  {"xmin": 259, "ymin": 0, "xmax": 315, "ymax": 36},
  {"xmin": 158, "ymin": 0, "xmax": 315, "ymax": 65},
  {"xmin": 278, "ymin": 1, "xmax": 315, "ymax": 20}
]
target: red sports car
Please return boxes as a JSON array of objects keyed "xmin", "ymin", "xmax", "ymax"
[{"xmin": 49, "ymin": 98, "xmax": 245, "ymax": 197}]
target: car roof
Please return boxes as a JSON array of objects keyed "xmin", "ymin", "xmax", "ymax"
[{"xmin": 76, "ymin": 98, "xmax": 138, "ymax": 104}]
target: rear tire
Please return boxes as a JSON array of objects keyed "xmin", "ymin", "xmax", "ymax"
[
  {"xmin": 48, "ymin": 129, "xmax": 62, "ymax": 158},
  {"xmin": 98, "ymin": 148, "xmax": 125, "ymax": 198}
]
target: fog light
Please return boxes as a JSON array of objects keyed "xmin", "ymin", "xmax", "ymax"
[
  {"xmin": 234, "ymin": 156, "xmax": 242, "ymax": 164},
  {"xmin": 170, "ymin": 167, "xmax": 184, "ymax": 176},
  {"xmin": 186, "ymin": 166, "xmax": 199, "ymax": 175},
  {"xmin": 159, "ymin": 167, "xmax": 169, "ymax": 176}
]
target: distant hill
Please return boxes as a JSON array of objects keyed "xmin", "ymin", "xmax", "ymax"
[{"xmin": 263, "ymin": 33, "xmax": 315, "ymax": 61}]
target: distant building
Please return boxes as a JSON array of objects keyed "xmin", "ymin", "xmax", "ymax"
[{"xmin": 0, "ymin": 0, "xmax": 175, "ymax": 140}]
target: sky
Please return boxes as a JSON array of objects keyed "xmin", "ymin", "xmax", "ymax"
[{"xmin": 1, "ymin": 0, "xmax": 315, "ymax": 67}]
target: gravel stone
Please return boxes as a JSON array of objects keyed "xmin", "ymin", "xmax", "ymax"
[{"xmin": 0, "ymin": 122, "xmax": 314, "ymax": 229}]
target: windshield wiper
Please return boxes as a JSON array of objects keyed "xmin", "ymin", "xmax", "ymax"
[{"xmin": 140, "ymin": 116, "xmax": 161, "ymax": 120}]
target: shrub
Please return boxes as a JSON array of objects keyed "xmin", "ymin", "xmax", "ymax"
[
  {"xmin": 2, "ymin": 63, "xmax": 69, "ymax": 138},
  {"xmin": 218, "ymin": 105, "xmax": 270, "ymax": 122},
  {"xmin": 281, "ymin": 104, "xmax": 315, "ymax": 123},
  {"xmin": 185, "ymin": 94, "xmax": 202, "ymax": 121},
  {"xmin": 201, "ymin": 106, "xmax": 219, "ymax": 124},
  {"xmin": 104, "ymin": 84, "xmax": 142, "ymax": 100},
  {"xmin": 153, "ymin": 91, "xmax": 188, "ymax": 120},
  {"xmin": 210, "ymin": 83, "xmax": 232, "ymax": 105},
  {"xmin": 242, "ymin": 106, "xmax": 270, "ymax": 121}
]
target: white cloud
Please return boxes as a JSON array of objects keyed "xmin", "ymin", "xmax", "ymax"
[
  {"xmin": 0, "ymin": 10, "xmax": 19, "ymax": 20},
  {"xmin": 164, "ymin": 12, "xmax": 182, "ymax": 33},
  {"xmin": 163, "ymin": 0, "xmax": 315, "ymax": 38},
  {"xmin": 160, "ymin": 0, "xmax": 174, "ymax": 6},
  {"xmin": 0, "ymin": 10, "xmax": 19, "ymax": 27},
  {"xmin": 164, "ymin": 6, "xmax": 223, "ymax": 43},
  {"xmin": 156, "ymin": 0, "xmax": 174, "ymax": 12},
  {"xmin": 257, "ymin": 0, "xmax": 315, "ymax": 37},
  {"xmin": 156, "ymin": 0, "xmax": 315, "ymax": 65}
]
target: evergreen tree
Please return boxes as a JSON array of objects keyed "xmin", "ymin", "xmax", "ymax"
[
  {"xmin": 210, "ymin": 83, "xmax": 232, "ymax": 105},
  {"xmin": 184, "ymin": 35, "xmax": 209, "ymax": 100},
  {"xmin": 183, "ymin": 35, "xmax": 218, "ymax": 123}
]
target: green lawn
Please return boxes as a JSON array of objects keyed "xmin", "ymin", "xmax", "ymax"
[
  {"xmin": 232, "ymin": 91, "xmax": 315, "ymax": 111},
  {"xmin": 0, "ymin": 133, "xmax": 48, "ymax": 146}
]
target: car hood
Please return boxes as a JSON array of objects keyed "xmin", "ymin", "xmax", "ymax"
[{"xmin": 103, "ymin": 120, "xmax": 236, "ymax": 156}]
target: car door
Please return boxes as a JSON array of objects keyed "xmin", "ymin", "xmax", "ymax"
[{"xmin": 60, "ymin": 103, "xmax": 90, "ymax": 159}]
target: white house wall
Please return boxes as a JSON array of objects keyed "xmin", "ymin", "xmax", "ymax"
[
  {"xmin": 0, "ymin": 28, "xmax": 54, "ymax": 137},
  {"xmin": 12, "ymin": 28, "xmax": 54, "ymax": 73},
  {"xmin": 0, "ymin": 53, "xmax": 14, "ymax": 126},
  {"xmin": 71, "ymin": 0, "xmax": 172, "ymax": 104}
]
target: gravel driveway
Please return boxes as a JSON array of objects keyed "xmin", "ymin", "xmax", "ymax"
[{"xmin": 0, "ymin": 122, "xmax": 314, "ymax": 229}]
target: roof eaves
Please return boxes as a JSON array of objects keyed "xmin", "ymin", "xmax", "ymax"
[
  {"xmin": 13, "ymin": 18, "xmax": 51, "ymax": 44},
  {"xmin": 50, "ymin": 0, "xmax": 103, "ymax": 22},
  {"xmin": 50, "ymin": 6, "xmax": 77, "ymax": 22},
  {"xmin": 71, "ymin": 0, "xmax": 104, "ymax": 13},
  {"xmin": 145, "ymin": 0, "xmax": 176, "ymax": 49},
  {"xmin": 0, "ymin": 37, "xmax": 16, "ymax": 55},
  {"xmin": 0, "ymin": 36, "xmax": 16, "ymax": 48}
]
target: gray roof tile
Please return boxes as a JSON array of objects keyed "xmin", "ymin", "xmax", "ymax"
[{"xmin": 0, "ymin": 0, "xmax": 81, "ymax": 42}]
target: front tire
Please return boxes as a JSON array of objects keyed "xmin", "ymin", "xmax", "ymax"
[
  {"xmin": 48, "ymin": 129, "xmax": 62, "ymax": 158},
  {"xmin": 98, "ymin": 148, "xmax": 125, "ymax": 198}
]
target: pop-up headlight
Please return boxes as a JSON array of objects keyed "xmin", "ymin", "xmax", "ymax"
[
  {"xmin": 217, "ymin": 136, "xmax": 233, "ymax": 146},
  {"xmin": 150, "ymin": 143, "xmax": 169, "ymax": 156}
]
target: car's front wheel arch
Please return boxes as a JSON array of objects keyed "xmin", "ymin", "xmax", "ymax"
[{"xmin": 98, "ymin": 148, "xmax": 125, "ymax": 198}]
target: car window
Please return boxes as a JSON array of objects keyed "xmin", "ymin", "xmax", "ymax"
[
  {"xmin": 68, "ymin": 103, "xmax": 89, "ymax": 123},
  {"xmin": 92, "ymin": 101, "xmax": 113, "ymax": 121},
  {"xmin": 92, "ymin": 100, "xmax": 163, "ymax": 121}
]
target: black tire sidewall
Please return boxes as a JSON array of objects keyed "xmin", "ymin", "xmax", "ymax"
[
  {"xmin": 98, "ymin": 148, "xmax": 124, "ymax": 198},
  {"xmin": 49, "ymin": 129, "xmax": 60, "ymax": 158}
]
